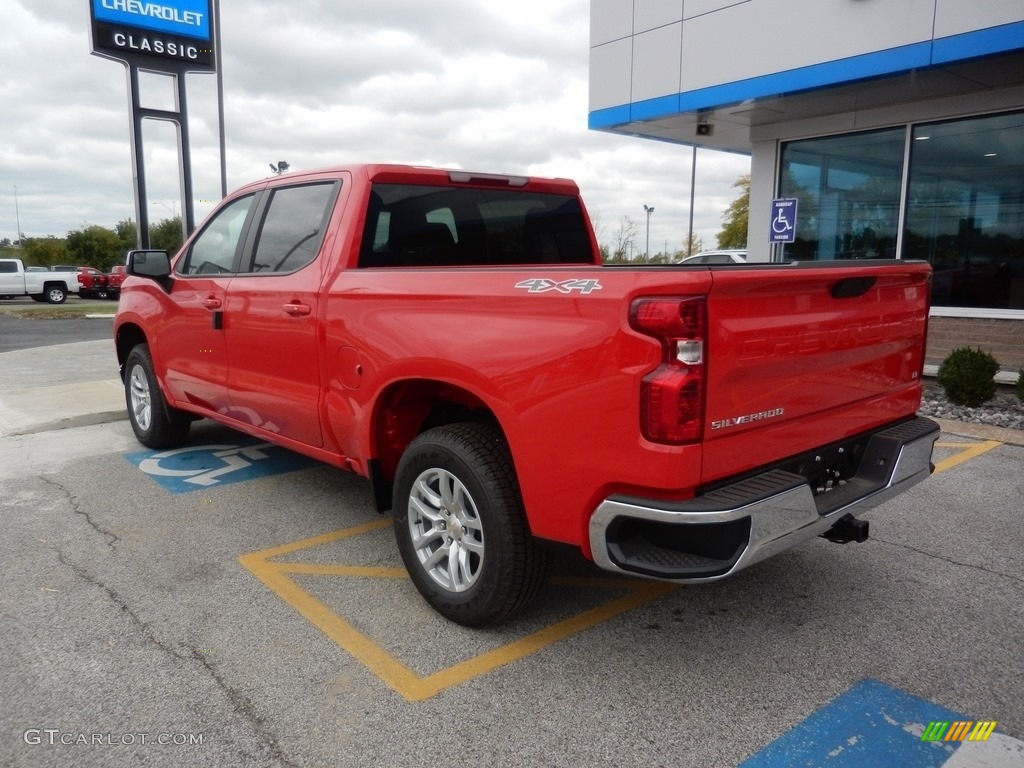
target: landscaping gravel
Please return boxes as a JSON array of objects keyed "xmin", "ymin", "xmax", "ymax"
[{"xmin": 918, "ymin": 381, "xmax": 1024, "ymax": 431}]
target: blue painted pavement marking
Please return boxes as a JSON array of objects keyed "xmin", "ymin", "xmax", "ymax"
[
  {"xmin": 126, "ymin": 436, "xmax": 317, "ymax": 493},
  {"xmin": 741, "ymin": 678, "xmax": 966, "ymax": 768}
]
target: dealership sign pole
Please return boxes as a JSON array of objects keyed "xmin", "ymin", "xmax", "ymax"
[{"xmin": 89, "ymin": 0, "xmax": 217, "ymax": 248}]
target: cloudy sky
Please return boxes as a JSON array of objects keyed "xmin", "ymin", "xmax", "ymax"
[{"xmin": 1, "ymin": 0, "xmax": 750, "ymax": 256}]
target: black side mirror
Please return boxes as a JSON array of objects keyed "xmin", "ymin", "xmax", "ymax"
[{"xmin": 126, "ymin": 250, "xmax": 172, "ymax": 292}]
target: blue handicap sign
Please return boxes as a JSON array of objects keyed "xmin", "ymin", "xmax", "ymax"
[
  {"xmin": 770, "ymin": 198, "xmax": 798, "ymax": 243},
  {"xmin": 741, "ymin": 678, "xmax": 969, "ymax": 768},
  {"xmin": 126, "ymin": 436, "xmax": 317, "ymax": 494}
]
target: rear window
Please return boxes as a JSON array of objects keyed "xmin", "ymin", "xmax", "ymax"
[{"xmin": 358, "ymin": 184, "xmax": 593, "ymax": 267}]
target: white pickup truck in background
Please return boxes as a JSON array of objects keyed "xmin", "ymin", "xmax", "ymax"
[{"xmin": 0, "ymin": 258, "xmax": 81, "ymax": 304}]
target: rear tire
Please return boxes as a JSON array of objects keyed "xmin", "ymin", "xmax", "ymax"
[
  {"xmin": 45, "ymin": 285, "xmax": 67, "ymax": 304},
  {"xmin": 124, "ymin": 344, "xmax": 191, "ymax": 449},
  {"xmin": 393, "ymin": 422, "xmax": 548, "ymax": 626}
]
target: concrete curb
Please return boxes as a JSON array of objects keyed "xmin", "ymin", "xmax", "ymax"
[
  {"xmin": 927, "ymin": 416, "xmax": 1024, "ymax": 447},
  {"xmin": 0, "ymin": 379, "xmax": 125, "ymax": 438}
]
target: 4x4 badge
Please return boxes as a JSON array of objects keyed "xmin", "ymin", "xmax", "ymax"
[{"xmin": 515, "ymin": 278, "xmax": 602, "ymax": 295}]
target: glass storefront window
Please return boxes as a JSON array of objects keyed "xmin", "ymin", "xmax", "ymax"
[
  {"xmin": 779, "ymin": 128, "xmax": 905, "ymax": 261},
  {"xmin": 904, "ymin": 112, "xmax": 1024, "ymax": 310}
]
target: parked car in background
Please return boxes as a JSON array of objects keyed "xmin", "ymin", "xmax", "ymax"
[
  {"xmin": 76, "ymin": 267, "xmax": 109, "ymax": 299},
  {"xmin": 678, "ymin": 250, "xmax": 747, "ymax": 265},
  {"xmin": 106, "ymin": 265, "xmax": 127, "ymax": 300},
  {"xmin": 0, "ymin": 258, "xmax": 81, "ymax": 303}
]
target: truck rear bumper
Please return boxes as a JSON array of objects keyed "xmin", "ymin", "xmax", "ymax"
[{"xmin": 588, "ymin": 416, "xmax": 940, "ymax": 582}]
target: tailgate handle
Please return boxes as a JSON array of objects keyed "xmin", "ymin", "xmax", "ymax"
[{"xmin": 831, "ymin": 276, "xmax": 876, "ymax": 299}]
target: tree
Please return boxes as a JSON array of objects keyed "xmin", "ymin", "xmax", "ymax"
[
  {"xmin": 680, "ymin": 234, "xmax": 703, "ymax": 258},
  {"xmin": 66, "ymin": 225, "xmax": 123, "ymax": 271},
  {"xmin": 603, "ymin": 215, "xmax": 639, "ymax": 262},
  {"xmin": 150, "ymin": 216, "xmax": 184, "ymax": 254},
  {"xmin": 115, "ymin": 218, "xmax": 137, "ymax": 253},
  {"xmin": 21, "ymin": 236, "xmax": 70, "ymax": 266},
  {"xmin": 717, "ymin": 174, "xmax": 749, "ymax": 249}
]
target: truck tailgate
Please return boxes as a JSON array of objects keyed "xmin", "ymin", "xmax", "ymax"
[{"xmin": 701, "ymin": 261, "xmax": 931, "ymax": 484}]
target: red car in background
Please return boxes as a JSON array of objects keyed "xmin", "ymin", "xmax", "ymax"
[
  {"xmin": 76, "ymin": 266, "xmax": 109, "ymax": 299},
  {"xmin": 106, "ymin": 265, "xmax": 127, "ymax": 300}
]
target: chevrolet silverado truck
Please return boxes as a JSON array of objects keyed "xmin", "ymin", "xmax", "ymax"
[
  {"xmin": 113, "ymin": 164, "xmax": 939, "ymax": 625},
  {"xmin": 76, "ymin": 266, "xmax": 109, "ymax": 299},
  {"xmin": 0, "ymin": 258, "xmax": 81, "ymax": 303}
]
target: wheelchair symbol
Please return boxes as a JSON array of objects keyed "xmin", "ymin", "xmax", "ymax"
[
  {"xmin": 138, "ymin": 443, "xmax": 276, "ymax": 487},
  {"xmin": 772, "ymin": 209, "xmax": 793, "ymax": 234}
]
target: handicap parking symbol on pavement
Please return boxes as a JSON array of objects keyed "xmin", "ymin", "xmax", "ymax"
[
  {"xmin": 125, "ymin": 437, "xmax": 316, "ymax": 493},
  {"xmin": 740, "ymin": 678, "xmax": 1022, "ymax": 768}
]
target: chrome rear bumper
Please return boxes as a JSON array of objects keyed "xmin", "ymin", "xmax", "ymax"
[{"xmin": 588, "ymin": 416, "xmax": 940, "ymax": 581}]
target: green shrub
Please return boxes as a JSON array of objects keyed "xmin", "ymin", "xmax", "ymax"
[
  {"xmin": 1016, "ymin": 368, "xmax": 1024, "ymax": 402},
  {"xmin": 936, "ymin": 347, "xmax": 999, "ymax": 407}
]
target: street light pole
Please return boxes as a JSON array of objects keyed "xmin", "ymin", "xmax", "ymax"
[
  {"xmin": 643, "ymin": 204, "xmax": 654, "ymax": 261},
  {"xmin": 13, "ymin": 185, "xmax": 22, "ymax": 246},
  {"xmin": 687, "ymin": 145, "xmax": 697, "ymax": 256}
]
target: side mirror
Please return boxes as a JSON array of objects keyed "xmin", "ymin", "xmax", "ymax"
[{"xmin": 126, "ymin": 250, "xmax": 172, "ymax": 292}]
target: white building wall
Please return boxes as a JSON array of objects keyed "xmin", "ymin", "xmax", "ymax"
[
  {"xmin": 934, "ymin": 0, "xmax": 1023, "ymax": 37},
  {"xmin": 678, "ymin": 0, "xmax": 935, "ymax": 94},
  {"xmin": 591, "ymin": 0, "xmax": 1024, "ymax": 116}
]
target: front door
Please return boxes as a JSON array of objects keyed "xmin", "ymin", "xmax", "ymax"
[{"xmin": 160, "ymin": 193, "xmax": 258, "ymax": 415}]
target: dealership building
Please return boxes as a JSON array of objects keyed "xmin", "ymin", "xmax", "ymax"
[{"xmin": 589, "ymin": 0, "xmax": 1024, "ymax": 371}]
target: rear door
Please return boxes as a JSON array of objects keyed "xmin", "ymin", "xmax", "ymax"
[
  {"xmin": 222, "ymin": 178, "xmax": 342, "ymax": 447},
  {"xmin": 700, "ymin": 261, "xmax": 931, "ymax": 482}
]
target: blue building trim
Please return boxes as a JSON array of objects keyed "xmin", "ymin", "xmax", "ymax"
[
  {"xmin": 932, "ymin": 21, "xmax": 1024, "ymax": 64},
  {"xmin": 589, "ymin": 23, "xmax": 1024, "ymax": 130},
  {"xmin": 588, "ymin": 104, "xmax": 632, "ymax": 130}
]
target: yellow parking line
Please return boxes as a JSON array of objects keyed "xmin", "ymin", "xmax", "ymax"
[
  {"xmin": 933, "ymin": 440, "xmax": 1001, "ymax": 475},
  {"xmin": 239, "ymin": 522, "xmax": 674, "ymax": 701}
]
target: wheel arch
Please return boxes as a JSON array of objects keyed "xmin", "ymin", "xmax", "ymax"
[
  {"xmin": 368, "ymin": 378, "xmax": 512, "ymax": 513},
  {"xmin": 115, "ymin": 322, "xmax": 149, "ymax": 380}
]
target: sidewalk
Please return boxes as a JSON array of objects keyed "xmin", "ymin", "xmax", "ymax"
[{"xmin": 0, "ymin": 340, "xmax": 125, "ymax": 438}]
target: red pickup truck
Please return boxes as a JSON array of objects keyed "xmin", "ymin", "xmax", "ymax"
[{"xmin": 114, "ymin": 164, "xmax": 939, "ymax": 625}]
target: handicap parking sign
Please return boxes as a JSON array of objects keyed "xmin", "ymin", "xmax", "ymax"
[
  {"xmin": 126, "ymin": 437, "xmax": 316, "ymax": 493},
  {"xmin": 770, "ymin": 197, "xmax": 798, "ymax": 243}
]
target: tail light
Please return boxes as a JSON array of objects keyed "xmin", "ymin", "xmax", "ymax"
[{"xmin": 629, "ymin": 297, "xmax": 706, "ymax": 444}]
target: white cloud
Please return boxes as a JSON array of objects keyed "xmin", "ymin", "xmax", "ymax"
[{"xmin": 0, "ymin": 0, "xmax": 750, "ymax": 254}]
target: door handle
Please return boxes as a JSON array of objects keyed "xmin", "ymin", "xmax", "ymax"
[
  {"xmin": 201, "ymin": 296, "xmax": 222, "ymax": 309},
  {"xmin": 283, "ymin": 302, "xmax": 311, "ymax": 316}
]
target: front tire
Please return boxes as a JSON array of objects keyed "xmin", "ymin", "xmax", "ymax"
[
  {"xmin": 393, "ymin": 422, "xmax": 548, "ymax": 626},
  {"xmin": 124, "ymin": 344, "xmax": 191, "ymax": 449}
]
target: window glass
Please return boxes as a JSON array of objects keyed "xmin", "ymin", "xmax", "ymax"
[
  {"xmin": 179, "ymin": 194, "xmax": 255, "ymax": 275},
  {"xmin": 779, "ymin": 128, "xmax": 904, "ymax": 261},
  {"xmin": 358, "ymin": 185, "xmax": 592, "ymax": 267},
  {"xmin": 904, "ymin": 112, "xmax": 1024, "ymax": 310},
  {"xmin": 249, "ymin": 182, "xmax": 336, "ymax": 273},
  {"xmin": 0, "ymin": 261, "xmax": 16, "ymax": 273}
]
